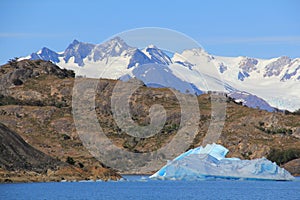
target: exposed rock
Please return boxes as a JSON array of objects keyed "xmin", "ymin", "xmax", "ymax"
[
  {"xmin": 264, "ymin": 56, "xmax": 291, "ymax": 77},
  {"xmin": 293, "ymin": 127, "xmax": 300, "ymax": 139},
  {"xmin": 283, "ymin": 158, "xmax": 300, "ymax": 176},
  {"xmin": 0, "ymin": 59, "xmax": 74, "ymax": 96}
]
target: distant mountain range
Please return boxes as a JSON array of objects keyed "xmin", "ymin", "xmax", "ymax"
[{"xmin": 21, "ymin": 37, "xmax": 300, "ymax": 112}]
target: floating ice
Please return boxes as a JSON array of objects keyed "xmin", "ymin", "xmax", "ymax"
[{"xmin": 150, "ymin": 143, "xmax": 294, "ymax": 181}]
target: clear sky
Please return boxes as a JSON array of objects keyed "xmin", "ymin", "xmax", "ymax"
[{"xmin": 1, "ymin": 0, "xmax": 299, "ymax": 64}]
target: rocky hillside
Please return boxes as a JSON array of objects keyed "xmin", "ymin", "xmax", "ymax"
[
  {"xmin": 0, "ymin": 59, "xmax": 300, "ymax": 177},
  {"xmin": 0, "ymin": 122, "xmax": 120, "ymax": 183},
  {"xmin": 0, "ymin": 59, "xmax": 121, "ymax": 182},
  {"xmin": 0, "ymin": 122, "xmax": 62, "ymax": 172}
]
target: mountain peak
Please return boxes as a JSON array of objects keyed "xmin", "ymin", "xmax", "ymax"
[
  {"xmin": 110, "ymin": 36, "xmax": 123, "ymax": 42},
  {"xmin": 71, "ymin": 39, "xmax": 80, "ymax": 45},
  {"xmin": 146, "ymin": 44, "xmax": 158, "ymax": 49},
  {"xmin": 91, "ymin": 36, "xmax": 132, "ymax": 62},
  {"xmin": 41, "ymin": 47, "xmax": 51, "ymax": 51},
  {"xmin": 106, "ymin": 36, "xmax": 127, "ymax": 47},
  {"xmin": 142, "ymin": 45, "xmax": 172, "ymax": 65},
  {"xmin": 30, "ymin": 47, "xmax": 60, "ymax": 63},
  {"xmin": 63, "ymin": 40, "xmax": 95, "ymax": 66}
]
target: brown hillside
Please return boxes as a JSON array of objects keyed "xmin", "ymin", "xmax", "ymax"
[{"xmin": 0, "ymin": 59, "xmax": 299, "ymax": 176}]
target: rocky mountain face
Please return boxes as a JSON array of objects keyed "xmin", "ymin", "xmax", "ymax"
[{"xmin": 0, "ymin": 59, "xmax": 300, "ymax": 177}]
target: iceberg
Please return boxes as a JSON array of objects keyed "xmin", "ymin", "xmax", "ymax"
[{"xmin": 150, "ymin": 143, "xmax": 294, "ymax": 181}]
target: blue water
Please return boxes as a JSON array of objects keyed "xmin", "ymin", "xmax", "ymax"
[{"xmin": 0, "ymin": 176, "xmax": 299, "ymax": 200}]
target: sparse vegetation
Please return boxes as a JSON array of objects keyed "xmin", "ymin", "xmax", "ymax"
[
  {"xmin": 258, "ymin": 121, "xmax": 264, "ymax": 127},
  {"xmin": 163, "ymin": 123, "xmax": 179, "ymax": 134},
  {"xmin": 66, "ymin": 156, "xmax": 75, "ymax": 165},
  {"xmin": 0, "ymin": 95, "xmax": 21, "ymax": 106},
  {"xmin": 0, "ymin": 94, "xmax": 46, "ymax": 107},
  {"xmin": 283, "ymin": 108, "xmax": 300, "ymax": 116},
  {"xmin": 78, "ymin": 162, "xmax": 84, "ymax": 168},
  {"xmin": 7, "ymin": 57, "xmax": 19, "ymax": 67},
  {"xmin": 267, "ymin": 148, "xmax": 300, "ymax": 165},
  {"xmin": 12, "ymin": 78, "xmax": 23, "ymax": 86},
  {"xmin": 241, "ymin": 151, "xmax": 252, "ymax": 159},
  {"xmin": 62, "ymin": 134, "xmax": 71, "ymax": 140},
  {"xmin": 293, "ymin": 108, "xmax": 300, "ymax": 115},
  {"xmin": 255, "ymin": 122, "xmax": 293, "ymax": 135}
]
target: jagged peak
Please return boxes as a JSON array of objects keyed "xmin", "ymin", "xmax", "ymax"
[
  {"xmin": 64, "ymin": 40, "xmax": 80, "ymax": 51},
  {"xmin": 94, "ymin": 36, "xmax": 131, "ymax": 53},
  {"xmin": 40, "ymin": 47, "xmax": 57, "ymax": 54},
  {"xmin": 90, "ymin": 37, "xmax": 134, "ymax": 62},
  {"xmin": 105, "ymin": 36, "xmax": 127, "ymax": 47},
  {"xmin": 71, "ymin": 39, "xmax": 80, "ymax": 45},
  {"xmin": 41, "ymin": 47, "xmax": 50, "ymax": 51},
  {"xmin": 110, "ymin": 36, "xmax": 123, "ymax": 42},
  {"xmin": 66, "ymin": 39, "xmax": 94, "ymax": 49}
]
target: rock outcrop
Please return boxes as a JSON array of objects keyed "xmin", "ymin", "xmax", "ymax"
[{"xmin": 283, "ymin": 159, "xmax": 300, "ymax": 176}]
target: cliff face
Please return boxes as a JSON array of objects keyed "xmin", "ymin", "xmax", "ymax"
[{"xmin": 0, "ymin": 59, "xmax": 299, "ymax": 178}]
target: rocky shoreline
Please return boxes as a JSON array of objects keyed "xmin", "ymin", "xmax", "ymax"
[{"xmin": 0, "ymin": 166, "xmax": 121, "ymax": 183}]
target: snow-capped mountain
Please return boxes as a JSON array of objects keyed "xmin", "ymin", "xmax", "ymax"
[
  {"xmin": 120, "ymin": 63, "xmax": 203, "ymax": 95},
  {"xmin": 173, "ymin": 49, "xmax": 300, "ymax": 111},
  {"xmin": 142, "ymin": 45, "xmax": 173, "ymax": 65},
  {"xmin": 64, "ymin": 40, "xmax": 95, "ymax": 66},
  {"xmin": 22, "ymin": 37, "xmax": 300, "ymax": 112},
  {"xmin": 30, "ymin": 47, "xmax": 61, "ymax": 63},
  {"xmin": 228, "ymin": 91, "xmax": 276, "ymax": 112}
]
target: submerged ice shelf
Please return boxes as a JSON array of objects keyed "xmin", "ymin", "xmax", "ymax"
[{"xmin": 150, "ymin": 143, "xmax": 294, "ymax": 181}]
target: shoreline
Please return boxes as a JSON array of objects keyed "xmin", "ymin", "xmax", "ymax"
[{"xmin": 1, "ymin": 174, "xmax": 299, "ymax": 184}]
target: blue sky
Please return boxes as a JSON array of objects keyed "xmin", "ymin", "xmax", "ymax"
[{"xmin": 1, "ymin": 0, "xmax": 299, "ymax": 64}]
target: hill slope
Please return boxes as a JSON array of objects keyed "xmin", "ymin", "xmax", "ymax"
[
  {"xmin": 0, "ymin": 60, "xmax": 120, "ymax": 182},
  {"xmin": 0, "ymin": 122, "xmax": 62, "ymax": 172},
  {"xmin": 0, "ymin": 59, "xmax": 299, "ymax": 175}
]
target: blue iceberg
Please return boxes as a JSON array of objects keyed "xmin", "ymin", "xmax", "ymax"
[{"xmin": 150, "ymin": 143, "xmax": 294, "ymax": 181}]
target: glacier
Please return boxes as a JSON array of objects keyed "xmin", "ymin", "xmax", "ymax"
[{"xmin": 150, "ymin": 143, "xmax": 294, "ymax": 181}]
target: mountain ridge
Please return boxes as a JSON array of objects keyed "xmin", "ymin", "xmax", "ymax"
[{"xmin": 20, "ymin": 37, "xmax": 300, "ymax": 112}]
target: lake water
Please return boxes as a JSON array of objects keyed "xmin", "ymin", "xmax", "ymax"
[{"xmin": 0, "ymin": 176, "xmax": 299, "ymax": 200}]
